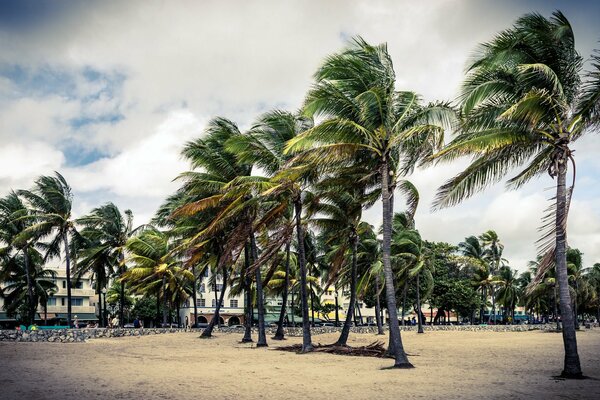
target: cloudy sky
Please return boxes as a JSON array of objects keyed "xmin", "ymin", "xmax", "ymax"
[{"xmin": 1, "ymin": 0, "xmax": 599, "ymax": 271}]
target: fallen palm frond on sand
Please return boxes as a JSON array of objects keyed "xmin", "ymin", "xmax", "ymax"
[{"xmin": 275, "ymin": 341, "xmax": 389, "ymax": 357}]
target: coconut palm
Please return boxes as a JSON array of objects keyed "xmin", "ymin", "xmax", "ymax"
[
  {"xmin": 74, "ymin": 203, "xmax": 134, "ymax": 327},
  {"xmin": 495, "ymin": 266, "xmax": 519, "ymax": 323},
  {"xmin": 391, "ymin": 213, "xmax": 433, "ymax": 334},
  {"xmin": 18, "ymin": 173, "xmax": 77, "ymax": 327},
  {"xmin": 286, "ymin": 37, "xmax": 455, "ymax": 367},
  {"xmin": 306, "ymin": 171, "xmax": 378, "ymax": 346},
  {"xmin": 0, "ymin": 250, "xmax": 57, "ymax": 323},
  {"xmin": 228, "ymin": 110, "xmax": 315, "ymax": 349},
  {"xmin": 479, "ymin": 230, "xmax": 505, "ymax": 323},
  {"xmin": 458, "ymin": 236, "xmax": 489, "ymax": 323},
  {"xmin": 0, "ymin": 191, "xmax": 38, "ymax": 324},
  {"xmin": 433, "ymin": 11, "xmax": 600, "ymax": 377},
  {"xmin": 122, "ymin": 227, "xmax": 192, "ymax": 326}
]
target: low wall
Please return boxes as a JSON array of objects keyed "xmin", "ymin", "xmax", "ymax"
[
  {"xmin": 1, "ymin": 323, "xmax": 596, "ymax": 343},
  {"xmin": 0, "ymin": 327, "xmax": 183, "ymax": 343}
]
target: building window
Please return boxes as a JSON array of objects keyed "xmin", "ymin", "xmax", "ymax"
[
  {"xmin": 212, "ymin": 299, "xmax": 223, "ymax": 308},
  {"xmin": 74, "ymin": 281, "xmax": 83, "ymax": 289},
  {"xmin": 215, "ymin": 284, "xmax": 223, "ymax": 292},
  {"xmin": 71, "ymin": 298, "xmax": 83, "ymax": 306},
  {"xmin": 62, "ymin": 281, "xmax": 66, "ymax": 288},
  {"xmin": 199, "ymin": 299, "xmax": 206, "ymax": 307},
  {"xmin": 47, "ymin": 298, "xmax": 56, "ymax": 306},
  {"xmin": 61, "ymin": 298, "xmax": 65, "ymax": 306},
  {"xmin": 204, "ymin": 269, "xmax": 209, "ymax": 277},
  {"xmin": 199, "ymin": 283, "xmax": 206, "ymax": 293},
  {"xmin": 230, "ymin": 300, "xmax": 238, "ymax": 308}
]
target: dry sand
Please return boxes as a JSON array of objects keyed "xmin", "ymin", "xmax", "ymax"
[{"xmin": 1, "ymin": 329, "xmax": 599, "ymax": 399}]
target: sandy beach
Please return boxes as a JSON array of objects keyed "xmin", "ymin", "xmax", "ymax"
[{"xmin": 1, "ymin": 329, "xmax": 599, "ymax": 399}]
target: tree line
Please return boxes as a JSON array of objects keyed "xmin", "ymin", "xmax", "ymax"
[{"xmin": 0, "ymin": 11, "xmax": 598, "ymax": 378}]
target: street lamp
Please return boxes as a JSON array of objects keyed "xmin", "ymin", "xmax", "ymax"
[{"xmin": 102, "ymin": 288, "xmax": 107, "ymax": 328}]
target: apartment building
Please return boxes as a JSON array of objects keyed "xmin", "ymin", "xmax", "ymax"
[{"xmin": 0, "ymin": 260, "xmax": 98, "ymax": 326}]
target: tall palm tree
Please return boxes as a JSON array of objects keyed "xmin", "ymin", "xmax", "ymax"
[
  {"xmin": 496, "ymin": 266, "xmax": 519, "ymax": 323},
  {"xmin": 74, "ymin": 203, "xmax": 134, "ymax": 327},
  {"xmin": 0, "ymin": 192, "xmax": 37, "ymax": 324},
  {"xmin": 306, "ymin": 171, "xmax": 378, "ymax": 346},
  {"xmin": 0, "ymin": 250, "xmax": 57, "ymax": 322},
  {"xmin": 228, "ymin": 110, "xmax": 315, "ymax": 349},
  {"xmin": 18, "ymin": 173, "xmax": 77, "ymax": 327},
  {"xmin": 458, "ymin": 236, "xmax": 488, "ymax": 323},
  {"xmin": 433, "ymin": 11, "xmax": 600, "ymax": 377},
  {"xmin": 122, "ymin": 227, "xmax": 192, "ymax": 326},
  {"xmin": 479, "ymin": 230, "xmax": 505, "ymax": 323},
  {"xmin": 286, "ymin": 37, "xmax": 455, "ymax": 367}
]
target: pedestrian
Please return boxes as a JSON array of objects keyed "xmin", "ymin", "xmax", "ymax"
[
  {"xmin": 73, "ymin": 315, "xmax": 79, "ymax": 329},
  {"xmin": 133, "ymin": 317, "xmax": 141, "ymax": 328}
]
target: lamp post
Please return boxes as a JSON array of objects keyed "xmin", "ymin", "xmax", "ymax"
[{"xmin": 102, "ymin": 288, "xmax": 107, "ymax": 328}]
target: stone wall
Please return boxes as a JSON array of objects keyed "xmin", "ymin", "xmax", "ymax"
[
  {"xmin": 0, "ymin": 327, "xmax": 182, "ymax": 343},
  {"xmin": 1, "ymin": 323, "xmax": 595, "ymax": 343}
]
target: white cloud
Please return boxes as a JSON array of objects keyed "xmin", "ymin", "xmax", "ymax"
[
  {"xmin": 66, "ymin": 109, "xmax": 204, "ymax": 198},
  {"xmin": 0, "ymin": 141, "xmax": 65, "ymax": 192}
]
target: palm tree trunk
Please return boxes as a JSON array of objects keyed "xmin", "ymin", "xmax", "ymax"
[
  {"xmin": 162, "ymin": 276, "xmax": 168, "ymax": 326},
  {"xmin": 554, "ymin": 283, "xmax": 561, "ymax": 330},
  {"xmin": 192, "ymin": 265, "xmax": 198, "ymax": 327},
  {"xmin": 98, "ymin": 291, "xmax": 103, "ymax": 328},
  {"xmin": 336, "ymin": 233, "xmax": 358, "ymax": 346},
  {"xmin": 574, "ymin": 280, "xmax": 579, "ymax": 329},
  {"xmin": 490, "ymin": 286, "xmax": 496, "ymax": 324},
  {"xmin": 62, "ymin": 235, "xmax": 73, "ymax": 328},
  {"xmin": 380, "ymin": 160, "xmax": 412, "ymax": 368},
  {"xmin": 416, "ymin": 272, "xmax": 424, "ymax": 334},
  {"xmin": 118, "ymin": 253, "xmax": 125, "ymax": 328},
  {"xmin": 23, "ymin": 245, "xmax": 35, "ymax": 325},
  {"xmin": 375, "ymin": 275, "xmax": 384, "ymax": 335},
  {"xmin": 555, "ymin": 160, "xmax": 582, "ymax": 378},
  {"xmin": 274, "ymin": 241, "xmax": 291, "ymax": 340},
  {"xmin": 202, "ymin": 264, "xmax": 228, "ymax": 338},
  {"xmin": 401, "ymin": 282, "xmax": 407, "ymax": 326},
  {"xmin": 310, "ymin": 283, "xmax": 315, "ymax": 326},
  {"xmin": 334, "ymin": 287, "xmax": 340, "ymax": 327},
  {"xmin": 242, "ymin": 244, "xmax": 253, "ymax": 343},
  {"xmin": 294, "ymin": 196, "xmax": 313, "ymax": 352},
  {"xmin": 251, "ymin": 234, "xmax": 267, "ymax": 347}
]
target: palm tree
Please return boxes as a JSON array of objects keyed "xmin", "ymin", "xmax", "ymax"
[
  {"xmin": 391, "ymin": 213, "xmax": 433, "ymax": 334},
  {"xmin": 479, "ymin": 230, "xmax": 505, "ymax": 324},
  {"xmin": 18, "ymin": 173, "xmax": 77, "ymax": 327},
  {"xmin": 306, "ymin": 171, "xmax": 377, "ymax": 346},
  {"xmin": 458, "ymin": 236, "xmax": 489, "ymax": 323},
  {"xmin": 495, "ymin": 266, "xmax": 519, "ymax": 323},
  {"xmin": 286, "ymin": 37, "xmax": 455, "ymax": 367},
  {"xmin": 566, "ymin": 248, "xmax": 584, "ymax": 329},
  {"xmin": 74, "ymin": 203, "xmax": 134, "ymax": 327},
  {"xmin": 0, "ymin": 192, "xmax": 37, "ymax": 324},
  {"xmin": 228, "ymin": 110, "xmax": 315, "ymax": 350},
  {"xmin": 433, "ymin": 11, "xmax": 600, "ymax": 377},
  {"xmin": 0, "ymin": 250, "xmax": 57, "ymax": 323},
  {"xmin": 122, "ymin": 227, "xmax": 192, "ymax": 326}
]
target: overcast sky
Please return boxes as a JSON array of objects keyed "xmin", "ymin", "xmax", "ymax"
[{"xmin": 0, "ymin": 0, "xmax": 599, "ymax": 271}]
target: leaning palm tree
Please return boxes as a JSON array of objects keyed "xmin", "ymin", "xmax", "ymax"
[
  {"xmin": 306, "ymin": 171, "xmax": 378, "ymax": 346},
  {"xmin": 228, "ymin": 110, "xmax": 315, "ymax": 349},
  {"xmin": 74, "ymin": 203, "xmax": 134, "ymax": 327},
  {"xmin": 18, "ymin": 173, "xmax": 77, "ymax": 327},
  {"xmin": 432, "ymin": 11, "xmax": 600, "ymax": 378},
  {"xmin": 286, "ymin": 37, "xmax": 455, "ymax": 368}
]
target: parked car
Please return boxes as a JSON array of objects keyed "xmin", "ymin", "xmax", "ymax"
[{"xmin": 321, "ymin": 322, "xmax": 335, "ymax": 327}]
